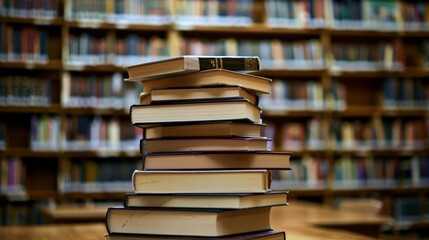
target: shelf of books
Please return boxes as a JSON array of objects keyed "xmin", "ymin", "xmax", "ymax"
[{"xmin": 0, "ymin": 0, "xmax": 429, "ymax": 231}]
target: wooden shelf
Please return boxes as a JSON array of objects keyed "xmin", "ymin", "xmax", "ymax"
[
  {"xmin": 0, "ymin": 61, "xmax": 63, "ymax": 70},
  {"xmin": 65, "ymin": 20, "xmax": 172, "ymax": 31},
  {"xmin": 176, "ymin": 23, "xmax": 324, "ymax": 36},
  {"xmin": 0, "ymin": 105, "xmax": 61, "ymax": 114},
  {"xmin": 0, "ymin": 16, "xmax": 63, "ymax": 25}
]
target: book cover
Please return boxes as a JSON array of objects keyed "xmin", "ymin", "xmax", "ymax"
[
  {"xmin": 140, "ymin": 137, "xmax": 272, "ymax": 153},
  {"xmin": 141, "ymin": 151, "xmax": 291, "ymax": 170},
  {"xmin": 132, "ymin": 169, "xmax": 271, "ymax": 194},
  {"xmin": 140, "ymin": 85, "xmax": 259, "ymax": 106},
  {"xmin": 124, "ymin": 56, "xmax": 261, "ymax": 81},
  {"xmin": 105, "ymin": 206, "xmax": 272, "ymax": 237},
  {"xmin": 106, "ymin": 229, "xmax": 286, "ymax": 240},
  {"xmin": 130, "ymin": 99, "xmax": 262, "ymax": 128},
  {"xmin": 123, "ymin": 191, "xmax": 288, "ymax": 209},
  {"xmin": 143, "ymin": 122, "xmax": 265, "ymax": 139},
  {"xmin": 128, "ymin": 69, "xmax": 272, "ymax": 94}
]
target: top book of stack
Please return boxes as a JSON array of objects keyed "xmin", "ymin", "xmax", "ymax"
[{"xmin": 124, "ymin": 55, "xmax": 261, "ymax": 81}]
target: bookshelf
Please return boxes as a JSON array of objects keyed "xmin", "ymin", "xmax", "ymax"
[{"xmin": 0, "ymin": 0, "xmax": 428, "ymax": 232}]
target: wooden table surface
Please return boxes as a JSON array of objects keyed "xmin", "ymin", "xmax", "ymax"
[{"xmin": 0, "ymin": 201, "xmax": 393, "ymax": 240}]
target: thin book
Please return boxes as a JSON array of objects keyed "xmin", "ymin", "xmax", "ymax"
[
  {"xmin": 105, "ymin": 206, "xmax": 272, "ymax": 237},
  {"xmin": 139, "ymin": 85, "xmax": 259, "ymax": 105},
  {"xmin": 141, "ymin": 151, "xmax": 292, "ymax": 170},
  {"xmin": 123, "ymin": 191, "xmax": 288, "ymax": 209},
  {"xmin": 143, "ymin": 122, "xmax": 265, "ymax": 139},
  {"xmin": 130, "ymin": 99, "xmax": 261, "ymax": 128},
  {"xmin": 132, "ymin": 169, "xmax": 271, "ymax": 194},
  {"xmin": 127, "ymin": 69, "xmax": 272, "ymax": 94},
  {"xmin": 140, "ymin": 137, "xmax": 271, "ymax": 153}
]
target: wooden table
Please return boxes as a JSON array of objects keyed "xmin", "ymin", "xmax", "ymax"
[
  {"xmin": 0, "ymin": 201, "xmax": 393, "ymax": 240},
  {"xmin": 271, "ymin": 200, "xmax": 393, "ymax": 239}
]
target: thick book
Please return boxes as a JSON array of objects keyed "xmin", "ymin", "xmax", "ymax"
[
  {"xmin": 132, "ymin": 169, "xmax": 271, "ymax": 194},
  {"xmin": 105, "ymin": 206, "xmax": 271, "ymax": 237},
  {"xmin": 143, "ymin": 122, "xmax": 265, "ymax": 139},
  {"xmin": 123, "ymin": 191, "xmax": 288, "ymax": 209},
  {"xmin": 130, "ymin": 100, "xmax": 261, "ymax": 128},
  {"xmin": 106, "ymin": 230, "xmax": 285, "ymax": 240},
  {"xmin": 127, "ymin": 69, "xmax": 271, "ymax": 94},
  {"xmin": 140, "ymin": 85, "xmax": 259, "ymax": 105},
  {"xmin": 124, "ymin": 56, "xmax": 261, "ymax": 81},
  {"xmin": 141, "ymin": 137, "xmax": 271, "ymax": 153},
  {"xmin": 141, "ymin": 151, "xmax": 292, "ymax": 170}
]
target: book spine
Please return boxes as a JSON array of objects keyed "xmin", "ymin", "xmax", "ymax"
[{"xmin": 190, "ymin": 57, "xmax": 261, "ymax": 71}]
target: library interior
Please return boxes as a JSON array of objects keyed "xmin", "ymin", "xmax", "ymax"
[{"xmin": 1, "ymin": 0, "xmax": 429, "ymax": 239}]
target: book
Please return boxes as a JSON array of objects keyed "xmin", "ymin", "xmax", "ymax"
[
  {"xmin": 124, "ymin": 56, "xmax": 261, "ymax": 81},
  {"xmin": 143, "ymin": 122, "xmax": 265, "ymax": 139},
  {"xmin": 130, "ymin": 100, "xmax": 261, "ymax": 128},
  {"xmin": 106, "ymin": 229, "xmax": 286, "ymax": 240},
  {"xmin": 141, "ymin": 151, "xmax": 292, "ymax": 170},
  {"xmin": 105, "ymin": 206, "xmax": 272, "ymax": 237},
  {"xmin": 139, "ymin": 85, "xmax": 259, "ymax": 105},
  {"xmin": 132, "ymin": 169, "xmax": 271, "ymax": 194},
  {"xmin": 126, "ymin": 69, "xmax": 272, "ymax": 94},
  {"xmin": 141, "ymin": 137, "xmax": 271, "ymax": 153},
  {"xmin": 123, "ymin": 191, "xmax": 288, "ymax": 209}
]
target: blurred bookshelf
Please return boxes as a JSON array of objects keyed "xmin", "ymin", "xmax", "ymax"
[{"xmin": 0, "ymin": 0, "xmax": 428, "ymax": 232}]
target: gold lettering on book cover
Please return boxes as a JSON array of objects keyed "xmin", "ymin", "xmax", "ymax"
[
  {"xmin": 210, "ymin": 59, "xmax": 216, "ymax": 68},
  {"xmin": 245, "ymin": 57, "xmax": 259, "ymax": 70}
]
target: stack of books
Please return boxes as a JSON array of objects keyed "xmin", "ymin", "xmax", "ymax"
[{"xmin": 105, "ymin": 56, "xmax": 293, "ymax": 240}]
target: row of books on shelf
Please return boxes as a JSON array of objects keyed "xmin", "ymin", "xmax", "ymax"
[
  {"xmin": 272, "ymin": 155, "xmax": 328, "ymax": 189},
  {"xmin": 4, "ymin": 0, "xmax": 429, "ymax": 32},
  {"xmin": 28, "ymin": 114, "xmax": 142, "ymax": 151},
  {"xmin": 2, "ymin": 0, "xmax": 429, "ymax": 32},
  {"xmin": 67, "ymin": 0, "xmax": 253, "ymax": 26},
  {"xmin": 67, "ymin": 33, "xmax": 169, "ymax": 66},
  {"xmin": 0, "ymin": 157, "xmax": 26, "ymax": 196},
  {"xmin": 331, "ymin": 117, "xmax": 427, "ymax": 151},
  {"xmin": 58, "ymin": 158, "xmax": 137, "ymax": 193},
  {"xmin": 0, "ymin": 24, "xmax": 49, "ymax": 63},
  {"xmin": 0, "ymin": 76, "xmax": 51, "ymax": 106},
  {"xmin": 174, "ymin": 0, "xmax": 253, "ymax": 26},
  {"xmin": 0, "ymin": 201, "xmax": 48, "ymax": 225},
  {"xmin": 263, "ymin": 116, "xmax": 428, "ymax": 152},
  {"xmin": 268, "ymin": 0, "xmax": 429, "ymax": 31},
  {"xmin": 65, "ymin": 0, "xmax": 170, "ymax": 24},
  {"xmin": 0, "ymin": 0, "xmax": 58, "ymax": 19},
  {"xmin": 259, "ymin": 79, "xmax": 345, "ymax": 111},
  {"xmin": 331, "ymin": 41, "xmax": 403, "ymax": 71},
  {"xmin": 382, "ymin": 77, "xmax": 429, "ymax": 109},
  {"xmin": 272, "ymin": 155, "xmax": 429, "ymax": 190},
  {"xmin": 266, "ymin": 0, "xmax": 325, "ymax": 28},
  {"xmin": 181, "ymin": 38, "xmax": 324, "ymax": 70},
  {"xmin": 61, "ymin": 72, "xmax": 140, "ymax": 109}
]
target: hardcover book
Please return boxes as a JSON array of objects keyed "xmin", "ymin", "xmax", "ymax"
[
  {"xmin": 132, "ymin": 169, "xmax": 271, "ymax": 194},
  {"xmin": 106, "ymin": 230, "xmax": 286, "ymax": 240},
  {"xmin": 130, "ymin": 99, "xmax": 261, "ymax": 128},
  {"xmin": 124, "ymin": 56, "xmax": 261, "ymax": 81},
  {"xmin": 141, "ymin": 151, "xmax": 291, "ymax": 170},
  {"xmin": 127, "ymin": 69, "xmax": 272, "ymax": 94},
  {"xmin": 140, "ymin": 85, "xmax": 259, "ymax": 105},
  {"xmin": 105, "ymin": 206, "xmax": 272, "ymax": 237},
  {"xmin": 143, "ymin": 122, "xmax": 265, "ymax": 139},
  {"xmin": 123, "ymin": 191, "xmax": 288, "ymax": 209},
  {"xmin": 141, "ymin": 137, "xmax": 271, "ymax": 153}
]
